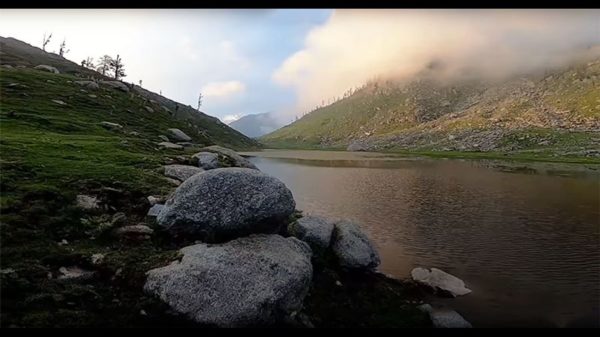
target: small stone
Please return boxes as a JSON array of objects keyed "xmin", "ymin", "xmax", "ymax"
[
  {"xmin": 57, "ymin": 266, "xmax": 95, "ymax": 282},
  {"xmin": 100, "ymin": 121, "xmax": 123, "ymax": 130},
  {"xmin": 114, "ymin": 225, "xmax": 154, "ymax": 236},
  {"xmin": 91, "ymin": 253, "xmax": 105, "ymax": 265},
  {"xmin": 335, "ymin": 280, "xmax": 343, "ymax": 287},
  {"xmin": 144, "ymin": 106, "xmax": 154, "ymax": 113},
  {"xmin": 52, "ymin": 99, "xmax": 67, "ymax": 105},
  {"xmin": 157, "ymin": 142, "xmax": 183, "ymax": 150},
  {"xmin": 140, "ymin": 310, "xmax": 147, "ymax": 316}
]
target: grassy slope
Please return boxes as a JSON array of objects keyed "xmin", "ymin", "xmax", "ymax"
[
  {"xmin": 0, "ymin": 66, "xmax": 259, "ymax": 327},
  {"xmin": 261, "ymin": 60, "xmax": 600, "ymax": 163}
]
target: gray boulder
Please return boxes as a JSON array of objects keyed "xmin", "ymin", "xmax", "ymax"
[
  {"xmin": 34, "ymin": 64, "xmax": 59, "ymax": 74},
  {"xmin": 347, "ymin": 140, "xmax": 369, "ymax": 152},
  {"xmin": 163, "ymin": 164, "xmax": 204, "ymax": 182},
  {"xmin": 167, "ymin": 128, "xmax": 192, "ymax": 142},
  {"xmin": 144, "ymin": 234, "xmax": 313, "ymax": 327},
  {"xmin": 159, "ymin": 135, "xmax": 170, "ymax": 142},
  {"xmin": 100, "ymin": 80, "xmax": 130, "ymax": 92},
  {"xmin": 199, "ymin": 145, "xmax": 258, "ymax": 170},
  {"xmin": 147, "ymin": 204, "xmax": 164, "ymax": 217},
  {"xmin": 331, "ymin": 220, "xmax": 380, "ymax": 270},
  {"xmin": 74, "ymin": 81, "xmax": 99, "ymax": 90},
  {"xmin": 410, "ymin": 267, "xmax": 471, "ymax": 297},
  {"xmin": 287, "ymin": 215, "xmax": 334, "ymax": 253},
  {"xmin": 158, "ymin": 142, "xmax": 183, "ymax": 150},
  {"xmin": 157, "ymin": 168, "xmax": 295, "ymax": 242},
  {"xmin": 191, "ymin": 152, "xmax": 220, "ymax": 170}
]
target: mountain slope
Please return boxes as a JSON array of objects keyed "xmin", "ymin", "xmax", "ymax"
[
  {"xmin": 228, "ymin": 112, "xmax": 284, "ymax": 138},
  {"xmin": 261, "ymin": 59, "xmax": 600, "ymax": 159}
]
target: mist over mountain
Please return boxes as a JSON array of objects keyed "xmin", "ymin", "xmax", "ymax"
[{"xmin": 228, "ymin": 112, "xmax": 285, "ymax": 138}]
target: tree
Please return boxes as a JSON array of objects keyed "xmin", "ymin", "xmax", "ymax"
[
  {"xmin": 96, "ymin": 55, "xmax": 113, "ymax": 76},
  {"xmin": 42, "ymin": 33, "xmax": 52, "ymax": 51},
  {"xmin": 81, "ymin": 57, "xmax": 94, "ymax": 69},
  {"xmin": 138, "ymin": 80, "xmax": 142, "ymax": 87},
  {"xmin": 197, "ymin": 92, "xmax": 203, "ymax": 111},
  {"xmin": 59, "ymin": 39, "xmax": 69, "ymax": 57},
  {"xmin": 109, "ymin": 54, "xmax": 126, "ymax": 80}
]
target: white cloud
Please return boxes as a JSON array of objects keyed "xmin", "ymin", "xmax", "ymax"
[
  {"xmin": 201, "ymin": 81, "xmax": 246, "ymax": 98},
  {"xmin": 222, "ymin": 114, "xmax": 242, "ymax": 124},
  {"xmin": 273, "ymin": 9, "xmax": 600, "ymax": 115}
]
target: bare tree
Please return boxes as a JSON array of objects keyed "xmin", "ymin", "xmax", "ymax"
[
  {"xmin": 109, "ymin": 54, "xmax": 126, "ymax": 80},
  {"xmin": 96, "ymin": 55, "xmax": 113, "ymax": 76},
  {"xmin": 138, "ymin": 80, "xmax": 142, "ymax": 87},
  {"xmin": 197, "ymin": 92, "xmax": 203, "ymax": 111},
  {"xmin": 58, "ymin": 39, "xmax": 70, "ymax": 57},
  {"xmin": 42, "ymin": 32, "xmax": 52, "ymax": 51},
  {"xmin": 81, "ymin": 57, "xmax": 94, "ymax": 69}
]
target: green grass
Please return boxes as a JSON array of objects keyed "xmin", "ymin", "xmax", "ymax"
[{"xmin": 0, "ymin": 67, "xmax": 259, "ymax": 327}]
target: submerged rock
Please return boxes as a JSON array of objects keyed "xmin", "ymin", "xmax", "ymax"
[
  {"xmin": 166, "ymin": 128, "xmax": 192, "ymax": 142},
  {"xmin": 331, "ymin": 220, "xmax": 380, "ymax": 270},
  {"xmin": 34, "ymin": 64, "xmax": 59, "ymax": 74},
  {"xmin": 144, "ymin": 234, "xmax": 313, "ymax": 327},
  {"xmin": 410, "ymin": 267, "xmax": 471, "ymax": 297},
  {"xmin": 163, "ymin": 164, "xmax": 204, "ymax": 182},
  {"xmin": 198, "ymin": 145, "xmax": 258, "ymax": 170},
  {"xmin": 192, "ymin": 152, "xmax": 220, "ymax": 170},
  {"xmin": 157, "ymin": 168, "xmax": 295, "ymax": 242},
  {"xmin": 288, "ymin": 215, "xmax": 334, "ymax": 253}
]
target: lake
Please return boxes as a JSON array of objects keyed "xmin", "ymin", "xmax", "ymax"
[{"xmin": 240, "ymin": 149, "xmax": 600, "ymax": 328}]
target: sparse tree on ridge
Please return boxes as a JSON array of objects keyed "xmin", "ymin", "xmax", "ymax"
[
  {"xmin": 42, "ymin": 33, "xmax": 52, "ymax": 51},
  {"xmin": 81, "ymin": 57, "xmax": 94, "ymax": 69},
  {"xmin": 58, "ymin": 39, "xmax": 69, "ymax": 57},
  {"xmin": 96, "ymin": 55, "xmax": 113, "ymax": 76},
  {"xmin": 197, "ymin": 92, "xmax": 203, "ymax": 111},
  {"xmin": 109, "ymin": 54, "xmax": 126, "ymax": 80},
  {"xmin": 139, "ymin": 80, "xmax": 142, "ymax": 87}
]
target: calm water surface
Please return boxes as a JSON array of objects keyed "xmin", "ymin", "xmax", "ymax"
[{"xmin": 241, "ymin": 150, "xmax": 600, "ymax": 328}]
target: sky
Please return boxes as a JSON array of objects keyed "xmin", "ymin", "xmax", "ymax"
[{"xmin": 1, "ymin": 9, "xmax": 599, "ymax": 125}]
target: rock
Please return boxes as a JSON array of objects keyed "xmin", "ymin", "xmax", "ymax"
[
  {"xmin": 410, "ymin": 267, "xmax": 471, "ymax": 297},
  {"xmin": 164, "ymin": 177, "xmax": 181, "ymax": 186},
  {"xmin": 144, "ymin": 234, "xmax": 313, "ymax": 327},
  {"xmin": 58, "ymin": 239, "xmax": 69, "ymax": 246},
  {"xmin": 166, "ymin": 128, "xmax": 192, "ymax": 142},
  {"xmin": 100, "ymin": 121, "xmax": 123, "ymax": 130},
  {"xmin": 347, "ymin": 140, "xmax": 368, "ymax": 152},
  {"xmin": 88, "ymin": 94, "xmax": 97, "ymax": 98},
  {"xmin": 1, "ymin": 64, "xmax": 13, "ymax": 69},
  {"xmin": 430, "ymin": 308, "xmax": 472, "ymax": 328},
  {"xmin": 129, "ymin": 131, "xmax": 140, "ymax": 136},
  {"xmin": 287, "ymin": 215, "xmax": 334, "ymax": 253},
  {"xmin": 34, "ymin": 64, "xmax": 59, "ymax": 74},
  {"xmin": 159, "ymin": 135, "xmax": 170, "ymax": 142},
  {"xmin": 74, "ymin": 81, "xmax": 99, "ymax": 90},
  {"xmin": 192, "ymin": 152, "xmax": 220, "ymax": 170},
  {"xmin": 157, "ymin": 142, "xmax": 183, "ymax": 150},
  {"xmin": 57, "ymin": 266, "xmax": 95, "ymax": 282},
  {"xmin": 114, "ymin": 225, "xmax": 154, "ymax": 236},
  {"xmin": 331, "ymin": 220, "xmax": 380, "ymax": 270},
  {"xmin": 144, "ymin": 106, "xmax": 154, "ymax": 113},
  {"xmin": 91, "ymin": 253, "xmax": 105, "ymax": 265},
  {"xmin": 111, "ymin": 212, "xmax": 127, "ymax": 226},
  {"xmin": 157, "ymin": 168, "xmax": 295, "ymax": 242},
  {"xmin": 147, "ymin": 204, "xmax": 164, "ymax": 217},
  {"xmin": 198, "ymin": 145, "xmax": 258, "ymax": 170},
  {"xmin": 52, "ymin": 99, "xmax": 67, "ymax": 105},
  {"xmin": 76, "ymin": 194, "xmax": 100, "ymax": 210},
  {"xmin": 177, "ymin": 142, "xmax": 194, "ymax": 148},
  {"xmin": 100, "ymin": 80, "xmax": 130, "ymax": 92},
  {"xmin": 147, "ymin": 196, "xmax": 162, "ymax": 205},
  {"xmin": 163, "ymin": 164, "xmax": 204, "ymax": 182}
]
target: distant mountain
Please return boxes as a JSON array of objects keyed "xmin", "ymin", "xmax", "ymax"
[
  {"xmin": 261, "ymin": 59, "xmax": 600, "ymax": 157},
  {"xmin": 229, "ymin": 112, "xmax": 284, "ymax": 138}
]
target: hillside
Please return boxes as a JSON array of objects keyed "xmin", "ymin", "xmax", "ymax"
[
  {"xmin": 261, "ymin": 59, "xmax": 600, "ymax": 162},
  {"xmin": 228, "ymin": 112, "xmax": 284, "ymax": 138}
]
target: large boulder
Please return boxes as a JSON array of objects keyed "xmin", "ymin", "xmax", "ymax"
[
  {"xmin": 100, "ymin": 80, "xmax": 130, "ymax": 92},
  {"xmin": 198, "ymin": 145, "xmax": 258, "ymax": 170},
  {"xmin": 166, "ymin": 128, "xmax": 192, "ymax": 142},
  {"xmin": 144, "ymin": 234, "xmax": 313, "ymax": 327},
  {"xmin": 287, "ymin": 215, "xmax": 334, "ymax": 253},
  {"xmin": 191, "ymin": 152, "xmax": 220, "ymax": 170},
  {"xmin": 157, "ymin": 168, "xmax": 295, "ymax": 242},
  {"xmin": 163, "ymin": 164, "xmax": 204, "ymax": 182},
  {"xmin": 410, "ymin": 267, "xmax": 471, "ymax": 297},
  {"xmin": 331, "ymin": 220, "xmax": 380, "ymax": 270},
  {"xmin": 34, "ymin": 64, "xmax": 59, "ymax": 74}
]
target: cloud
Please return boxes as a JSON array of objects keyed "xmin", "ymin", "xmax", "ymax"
[
  {"xmin": 222, "ymin": 114, "xmax": 242, "ymax": 124},
  {"xmin": 273, "ymin": 9, "xmax": 600, "ymax": 115},
  {"xmin": 201, "ymin": 81, "xmax": 246, "ymax": 98}
]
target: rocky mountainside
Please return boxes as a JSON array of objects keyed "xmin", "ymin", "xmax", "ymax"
[
  {"xmin": 261, "ymin": 59, "xmax": 600, "ymax": 160},
  {"xmin": 0, "ymin": 36, "xmax": 257, "ymax": 149},
  {"xmin": 228, "ymin": 112, "xmax": 284, "ymax": 138}
]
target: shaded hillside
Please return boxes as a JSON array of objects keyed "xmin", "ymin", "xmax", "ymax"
[
  {"xmin": 228, "ymin": 112, "xmax": 284, "ymax": 138},
  {"xmin": 261, "ymin": 59, "xmax": 600, "ymax": 160},
  {"xmin": 0, "ymin": 36, "xmax": 258, "ymax": 149}
]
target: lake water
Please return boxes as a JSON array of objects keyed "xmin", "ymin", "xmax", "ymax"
[{"xmin": 240, "ymin": 149, "xmax": 600, "ymax": 328}]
